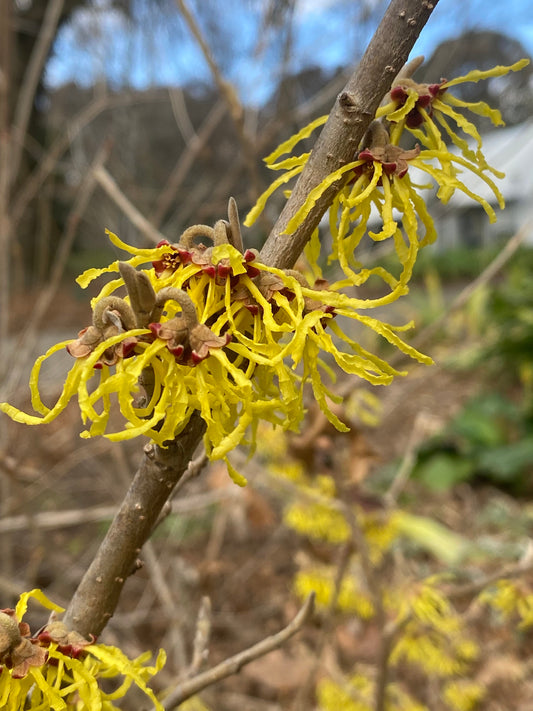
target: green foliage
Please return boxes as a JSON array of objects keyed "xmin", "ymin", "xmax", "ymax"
[
  {"xmin": 483, "ymin": 247, "xmax": 533, "ymax": 382},
  {"xmin": 412, "ymin": 392, "xmax": 533, "ymax": 492},
  {"xmin": 409, "ymin": 246, "xmax": 533, "ymax": 495}
]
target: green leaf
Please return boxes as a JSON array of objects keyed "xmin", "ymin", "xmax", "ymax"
[
  {"xmin": 395, "ymin": 511, "xmax": 472, "ymax": 566},
  {"xmin": 415, "ymin": 453, "xmax": 475, "ymax": 491},
  {"xmin": 477, "ymin": 437, "xmax": 533, "ymax": 481}
]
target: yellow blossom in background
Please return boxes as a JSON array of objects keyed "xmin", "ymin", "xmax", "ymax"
[
  {"xmin": 316, "ymin": 674, "xmax": 373, "ymax": 711},
  {"xmin": 443, "ymin": 680, "xmax": 485, "ymax": 711},
  {"xmin": 316, "ymin": 674, "xmax": 429, "ymax": 711},
  {"xmin": 478, "ymin": 579, "xmax": 533, "ymax": 629},
  {"xmin": 0, "ymin": 589, "xmax": 165, "ymax": 710},
  {"xmin": 293, "ymin": 566, "xmax": 374, "ymax": 619}
]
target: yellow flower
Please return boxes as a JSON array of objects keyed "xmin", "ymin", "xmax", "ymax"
[
  {"xmin": 317, "ymin": 674, "xmax": 429, "ymax": 711},
  {"xmin": 316, "ymin": 674, "xmax": 373, "ymax": 711},
  {"xmin": 1, "ymin": 218, "xmax": 430, "ymax": 485},
  {"xmin": 245, "ymin": 60, "xmax": 528, "ymax": 299},
  {"xmin": 443, "ymin": 680, "xmax": 485, "ymax": 711},
  {"xmin": 0, "ymin": 589, "xmax": 165, "ymax": 710},
  {"xmin": 478, "ymin": 579, "xmax": 533, "ymax": 629},
  {"xmin": 293, "ymin": 566, "xmax": 374, "ymax": 619}
]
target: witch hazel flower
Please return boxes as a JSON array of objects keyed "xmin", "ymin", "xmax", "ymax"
[
  {"xmin": 1, "ymin": 195, "xmax": 430, "ymax": 485},
  {"xmin": 0, "ymin": 589, "xmax": 165, "ymax": 710},
  {"xmin": 245, "ymin": 58, "xmax": 529, "ymax": 301}
]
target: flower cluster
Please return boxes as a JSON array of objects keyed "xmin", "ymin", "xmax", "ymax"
[
  {"xmin": 317, "ymin": 673, "xmax": 428, "ymax": 711},
  {"xmin": 1, "ymin": 59, "xmax": 528, "ymax": 484},
  {"xmin": 245, "ymin": 60, "xmax": 528, "ymax": 300},
  {"xmin": 0, "ymin": 589, "xmax": 165, "ymax": 710},
  {"xmin": 1, "ymin": 200, "xmax": 428, "ymax": 484}
]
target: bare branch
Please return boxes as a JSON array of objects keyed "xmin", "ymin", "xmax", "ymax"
[
  {"xmin": 151, "ymin": 100, "xmax": 227, "ymax": 229},
  {"xmin": 94, "ymin": 165, "xmax": 168, "ymax": 245},
  {"xmin": 0, "ymin": 0, "xmax": 12, "ymax": 352},
  {"xmin": 62, "ymin": 413, "xmax": 206, "ymax": 638},
  {"xmin": 410, "ymin": 221, "xmax": 532, "ymax": 353},
  {"xmin": 2, "ymin": 143, "xmax": 111, "ymax": 397},
  {"xmin": 188, "ymin": 596, "xmax": 212, "ymax": 677},
  {"xmin": 10, "ymin": 0, "xmax": 64, "ymax": 182},
  {"xmin": 259, "ymin": 0, "xmax": 439, "ymax": 269},
  {"xmin": 0, "ymin": 485, "xmax": 236, "ymax": 534},
  {"xmin": 174, "ymin": 0, "xmax": 263, "ymax": 201},
  {"xmin": 162, "ymin": 592, "xmax": 315, "ymax": 708}
]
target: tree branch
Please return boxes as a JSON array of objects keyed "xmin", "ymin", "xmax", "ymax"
[
  {"xmin": 62, "ymin": 412, "xmax": 206, "ymax": 638},
  {"xmin": 10, "ymin": 0, "xmax": 64, "ymax": 182},
  {"xmin": 93, "ymin": 165, "xmax": 168, "ymax": 245},
  {"xmin": 162, "ymin": 593, "xmax": 315, "ymax": 708},
  {"xmin": 259, "ymin": 0, "xmax": 439, "ymax": 269}
]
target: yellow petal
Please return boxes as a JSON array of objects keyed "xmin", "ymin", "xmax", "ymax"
[
  {"xmin": 244, "ymin": 165, "xmax": 304, "ymax": 226},
  {"xmin": 442, "ymin": 59, "xmax": 529, "ymax": 88},
  {"xmin": 264, "ymin": 114, "xmax": 327, "ymax": 164}
]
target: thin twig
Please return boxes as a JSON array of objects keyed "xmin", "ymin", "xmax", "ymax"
[
  {"xmin": 151, "ymin": 100, "xmax": 227, "ymax": 229},
  {"xmin": 444, "ymin": 561, "xmax": 533, "ymax": 601},
  {"xmin": 168, "ymin": 86, "xmax": 197, "ymax": 144},
  {"xmin": 2, "ymin": 142, "xmax": 111, "ymax": 397},
  {"xmin": 142, "ymin": 541, "xmax": 188, "ymax": 670},
  {"xmin": 94, "ymin": 165, "xmax": 168, "ymax": 245},
  {"xmin": 10, "ymin": 0, "xmax": 64, "ymax": 182},
  {"xmin": 409, "ymin": 221, "xmax": 532, "ymax": 353},
  {"xmin": 173, "ymin": 451, "xmax": 209, "ymax": 495},
  {"xmin": 291, "ymin": 541, "xmax": 353, "ymax": 711},
  {"xmin": 187, "ymin": 596, "xmax": 212, "ymax": 678},
  {"xmin": 385, "ymin": 411, "xmax": 441, "ymax": 506},
  {"xmin": 174, "ymin": 0, "xmax": 263, "ymax": 201},
  {"xmin": 0, "ymin": 487, "xmax": 237, "ymax": 534},
  {"xmin": 0, "ymin": 0, "xmax": 12, "ymax": 382},
  {"xmin": 162, "ymin": 592, "xmax": 315, "ymax": 709}
]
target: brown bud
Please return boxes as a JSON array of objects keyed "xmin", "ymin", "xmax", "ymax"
[{"xmin": 0, "ymin": 611, "xmax": 21, "ymax": 655}]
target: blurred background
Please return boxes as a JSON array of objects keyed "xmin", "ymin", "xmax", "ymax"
[{"xmin": 2, "ymin": 1, "xmax": 533, "ymax": 709}]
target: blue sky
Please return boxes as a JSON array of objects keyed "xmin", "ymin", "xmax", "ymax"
[{"xmin": 45, "ymin": 0, "xmax": 533, "ymax": 105}]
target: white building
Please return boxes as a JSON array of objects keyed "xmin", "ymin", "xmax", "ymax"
[{"xmin": 427, "ymin": 121, "xmax": 533, "ymax": 249}]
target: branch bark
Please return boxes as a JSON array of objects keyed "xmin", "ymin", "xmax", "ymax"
[
  {"xmin": 259, "ymin": 0, "xmax": 439, "ymax": 269},
  {"xmin": 62, "ymin": 413, "xmax": 206, "ymax": 638}
]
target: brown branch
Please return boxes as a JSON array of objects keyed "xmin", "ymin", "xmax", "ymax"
[
  {"xmin": 187, "ymin": 596, "xmax": 212, "ymax": 677},
  {"xmin": 93, "ymin": 165, "xmax": 168, "ymax": 245},
  {"xmin": 0, "ymin": 0, "xmax": 12, "ymax": 357},
  {"xmin": 2, "ymin": 142, "xmax": 111, "ymax": 397},
  {"xmin": 259, "ymin": 0, "xmax": 439, "ymax": 269},
  {"xmin": 150, "ymin": 99, "xmax": 227, "ymax": 229},
  {"xmin": 62, "ymin": 412, "xmax": 206, "ymax": 638},
  {"xmin": 10, "ymin": 0, "xmax": 64, "ymax": 182},
  {"xmin": 0, "ymin": 485, "xmax": 236, "ymax": 534},
  {"xmin": 162, "ymin": 592, "xmax": 315, "ymax": 708},
  {"xmin": 174, "ymin": 0, "xmax": 264, "ymax": 202}
]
